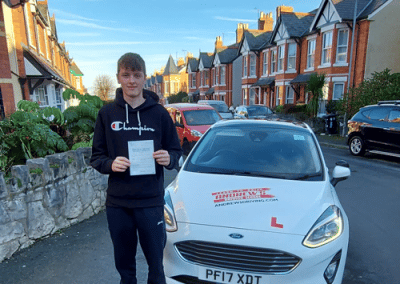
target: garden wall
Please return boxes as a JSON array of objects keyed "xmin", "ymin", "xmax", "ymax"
[{"xmin": 0, "ymin": 148, "xmax": 108, "ymax": 263}]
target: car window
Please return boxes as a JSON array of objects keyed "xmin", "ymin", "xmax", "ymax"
[
  {"xmin": 388, "ymin": 109, "xmax": 400, "ymax": 123},
  {"xmin": 187, "ymin": 125, "xmax": 323, "ymax": 181},
  {"xmin": 209, "ymin": 103, "xmax": 229, "ymax": 113},
  {"xmin": 247, "ymin": 106, "xmax": 272, "ymax": 116},
  {"xmin": 183, "ymin": 110, "xmax": 221, "ymax": 126},
  {"xmin": 176, "ymin": 111, "xmax": 183, "ymax": 124},
  {"xmin": 368, "ymin": 108, "xmax": 390, "ymax": 121}
]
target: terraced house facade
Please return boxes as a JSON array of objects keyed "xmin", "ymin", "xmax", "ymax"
[
  {"xmin": 182, "ymin": 0, "xmax": 399, "ymax": 113},
  {"xmin": 0, "ymin": 0, "xmax": 85, "ymax": 119}
]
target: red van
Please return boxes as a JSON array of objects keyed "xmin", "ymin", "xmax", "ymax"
[{"xmin": 165, "ymin": 103, "xmax": 222, "ymax": 155}]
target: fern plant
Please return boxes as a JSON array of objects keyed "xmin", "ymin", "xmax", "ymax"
[{"xmin": 62, "ymin": 89, "xmax": 104, "ymax": 149}]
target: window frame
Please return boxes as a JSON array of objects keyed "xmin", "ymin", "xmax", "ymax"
[
  {"xmin": 322, "ymin": 31, "xmax": 333, "ymax": 65},
  {"xmin": 307, "ymin": 39, "xmax": 316, "ymax": 69},
  {"xmin": 243, "ymin": 56, "xmax": 248, "ymax": 77},
  {"xmin": 220, "ymin": 66, "xmax": 226, "ymax": 85},
  {"xmin": 287, "ymin": 43, "xmax": 296, "ymax": 71},
  {"xmin": 278, "ymin": 45, "xmax": 285, "ymax": 72},
  {"xmin": 271, "ymin": 50, "xmax": 277, "ymax": 74},
  {"xmin": 333, "ymin": 82, "xmax": 345, "ymax": 100},
  {"xmin": 336, "ymin": 29, "xmax": 349, "ymax": 63},
  {"xmin": 263, "ymin": 51, "xmax": 268, "ymax": 76},
  {"xmin": 250, "ymin": 54, "xmax": 256, "ymax": 77}
]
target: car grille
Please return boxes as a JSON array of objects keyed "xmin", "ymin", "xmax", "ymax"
[{"xmin": 175, "ymin": 240, "xmax": 301, "ymax": 274}]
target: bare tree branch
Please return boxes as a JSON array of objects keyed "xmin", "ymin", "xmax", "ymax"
[{"xmin": 93, "ymin": 74, "xmax": 116, "ymax": 101}]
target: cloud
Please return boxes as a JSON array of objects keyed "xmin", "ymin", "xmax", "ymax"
[
  {"xmin": 214, "ymin": 16, "xmax": 257, "ymax": 23},
  {"xmin": 59, "ymin": 32, "xmax": 101, "ymax": 37},
  {"xmin": 67, "ymin": 41, "xmax": 172, "ymax": 46},
  {"xmin": 56, "ymin": 19, "xmax": 138, "ymax": 33},
  {"xmin": 51, "ymin": 9, "xmax": 114, "ymax": 23}
]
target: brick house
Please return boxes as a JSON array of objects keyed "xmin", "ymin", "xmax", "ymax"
[
  {"xmin": 236, "ymin": 0, "xmax": 399, "ymax": 115},
  {"xmin": 0, "ymin": 0, "xmax": 85, "ymax": 118},
  {"xmin": 210, "ymin": 37, "xmax": 241, "ymax": 107},
  {"xmin": 197, "ymin": 52, "xmax": 213, "ymax": 100},
  {"xmin": 187, "ymin": 56, "xmax": 199, "ymax": 102}
]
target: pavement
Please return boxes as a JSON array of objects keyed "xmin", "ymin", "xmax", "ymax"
[{"xmin": 316, "ymin": 133, "xmax": 348, "ymax": 149}]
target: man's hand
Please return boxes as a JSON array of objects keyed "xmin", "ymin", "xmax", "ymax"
[
  {"xmin": 112, "ymin": 156, "xmax": 131, "ymax": 172},
  {"xmin": 153, "ymin": 150, "xmax": 170, "ymax": 166}
]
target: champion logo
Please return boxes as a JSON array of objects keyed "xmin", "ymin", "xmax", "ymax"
[
  {"xmin": 110, "ymin": 121, "xmax": 155, "ymax": 134},
  {"xmin": 111, "ymin": 121, "xmax": 124, "ymax": 131}
]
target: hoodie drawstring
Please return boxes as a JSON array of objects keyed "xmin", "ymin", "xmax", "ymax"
[
  {"xmin": 125, "ymin": 104, "xmax": 129, "ymax": 124},
  {"xmin": 125, "ymin": 104, "xmax": 143, "ymax": 136},
  {"xmin": 137, "ymin": 111, "xmax": 142, "ymax": 136}
]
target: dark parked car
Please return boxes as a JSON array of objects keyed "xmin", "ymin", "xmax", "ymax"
[
  {"xmin": 347, "ymin": 100, "xmax": 400, "ymax": 157},
  {"xmin": 234, "ymin": 104, "xmax": 273, "ymax": 119}
]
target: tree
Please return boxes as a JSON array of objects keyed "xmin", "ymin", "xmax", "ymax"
[
  {"xmin": 93, "ymin": 74, "xmax": 116, "ymax": 101},
  {"xmin": 337, "ymin": 69, "xmax": 400, "ymax": 119},
  {"xmin": 306, "ymin": 73, "xmax": 326, "ymax": 118}
]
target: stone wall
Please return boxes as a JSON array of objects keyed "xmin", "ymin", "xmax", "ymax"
[{"xmin": 0, "ymin": 147, "xmax": 108, "ymax": 263}]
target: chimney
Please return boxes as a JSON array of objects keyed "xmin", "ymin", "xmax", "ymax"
[
  {"xmin": 236, "ymin": 23, "xmax": 249, "ymax": 43},
  {"xmin": 258, "ymin": 11, "xmax": 274, "ymax": 32},
  {"xmin": 276, "ymin": 5, "xmax": 294, "ymax": 18},
  {"xmin": 215, "ymin": 36, "xmax": 223, "ymax": 49}
]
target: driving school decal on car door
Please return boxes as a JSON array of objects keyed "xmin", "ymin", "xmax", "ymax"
[{"xmin": 212, "ymin": 188, "xmax": 278, "ymax": 207}]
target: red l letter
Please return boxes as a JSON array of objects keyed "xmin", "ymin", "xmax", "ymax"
[{"xmin": 271, "ymin": 217, "xmax": 283, "ymax": 228}]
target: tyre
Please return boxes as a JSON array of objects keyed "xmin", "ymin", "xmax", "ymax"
[
  {"xmin": 349, "ymin": 136, "xmax": 365, "ymax": 156},
  {"xmin": 182, "ymin": 140, "xmax": 191, "ymax": 156}
]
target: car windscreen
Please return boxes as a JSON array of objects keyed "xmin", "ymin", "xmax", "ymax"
[
  {"xmin": 209, "ymin": 103, "xmax": 229, "ymax": 113},
  {"xmin": 185, "ymin": 125, "xmax": 323, "ymax": 181},
  {"xmin": 183, "ymin": 109, "xmax": 222, "ymax": 126},
  {"xmin": 247, "ymin": 106, "xmax": 272, "ymax": 116}
]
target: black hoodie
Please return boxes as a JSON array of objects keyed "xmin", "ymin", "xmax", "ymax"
[{"xmin": 90, "ymin": 88, "xmax": 182, "ymax": 208}]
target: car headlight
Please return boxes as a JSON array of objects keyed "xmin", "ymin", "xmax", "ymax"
[
  {"xmin": 191, "ymin": 129, "xmax": 203, "ymax": 137},
  {"xmin": 303, "ymin": 206, "xmax": 343, "ymax": 248},
  {"xmin": 164, "ymin": 191, "xmax": 178, "ymax": 232}
]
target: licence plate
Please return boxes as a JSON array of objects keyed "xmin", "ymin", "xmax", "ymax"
[{"xmin": 198, "ymin": 267, "xmax": 267, "ymax": 284}]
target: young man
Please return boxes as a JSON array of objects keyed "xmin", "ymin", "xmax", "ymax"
[{"xmin": 90, "ymin": 53, "xmax": 182, "ymax": 284}]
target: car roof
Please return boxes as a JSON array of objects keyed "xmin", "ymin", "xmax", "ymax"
[
  {"xmin": 362, "ymin": 100, "xmax": 400, "ymax": 109},
  {"xmin": 211, "ymin": 118, "xmax": 311, "ymax": 132},
  {"xmin": 165, "ymin": 103, "xmax": 215, "ymax": 111}
]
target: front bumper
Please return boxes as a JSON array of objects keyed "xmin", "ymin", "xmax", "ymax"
[{"xmin": 164, "ymin": 222, "xmax": 348, "ymax": 284}]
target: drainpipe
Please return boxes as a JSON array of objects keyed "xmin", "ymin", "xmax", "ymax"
[{"xmin": 343, "ymin": 0, "xmax": 358, "ymax": 137}]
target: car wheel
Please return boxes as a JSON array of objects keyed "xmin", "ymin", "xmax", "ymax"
[
  {"xmin": 349, "ymin": 136, "xmax": 365, "ymax": 156},
  {"xmin": 182, "ymin": 140, "xmax": 191, "ymax": 156}
]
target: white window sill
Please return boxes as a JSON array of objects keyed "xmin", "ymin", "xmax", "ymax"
[
  {"xmin": 276, "ymin": 70, "xmax": 284, "ymax": 75},
  {"xmin": 333, "ymin": 62, "xmax": 349, "ymax": 67},
  {"xmin": 318, "ymin": 64, "xmax": 332, "ymax": 69},
  {"xmin": 304, "ymin": 67, "xmax": 314, "ymax": 72},
  {"xmin": 286, "ymin": 70, "xmax": 297, "ymax": 74}
]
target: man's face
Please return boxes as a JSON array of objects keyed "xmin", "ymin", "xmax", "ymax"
[{"xmin": 117, "ymin": 67, "xmax": 146, "ymax": 100}]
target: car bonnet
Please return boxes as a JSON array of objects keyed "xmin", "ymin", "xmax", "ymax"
[{"xmin": 168, "ymin": 171, "xmax": 334, "ymax": 236}]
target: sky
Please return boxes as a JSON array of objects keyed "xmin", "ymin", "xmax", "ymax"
[{"xmin": 48, "ymin": 0, "xmax": 319, "ymax": 94}]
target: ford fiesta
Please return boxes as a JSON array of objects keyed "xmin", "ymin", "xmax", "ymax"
[{"xmin": 164, "ymin": 119, "xmax": 351, "ymax": 284}]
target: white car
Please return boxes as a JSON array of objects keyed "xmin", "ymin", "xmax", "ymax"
[{"xmin": 164, "ymin": 119, "xmax": 351, "ymax": 284}]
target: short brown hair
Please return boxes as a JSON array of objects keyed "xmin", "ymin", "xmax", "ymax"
[{"xmin": 117, "ymin": 53, "xmax": 146, "ymax": 76}]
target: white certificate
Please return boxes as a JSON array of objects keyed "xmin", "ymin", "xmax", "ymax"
[{"xmin": 128, "ymin": 140, "xmax": 156, "ymax": 176}]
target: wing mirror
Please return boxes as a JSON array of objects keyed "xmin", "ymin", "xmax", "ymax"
[{"xmin": 331, "ymin": 160, "xmax": 351, "ymax": 186}]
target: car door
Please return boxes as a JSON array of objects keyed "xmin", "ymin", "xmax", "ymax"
[
  {"xmin": 362, "ymin": 107, "xmax": 390, "ymax": 149},
  {"xmin": 385, "ymin": 107, "xmax": 400, "ymax": 153}
]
